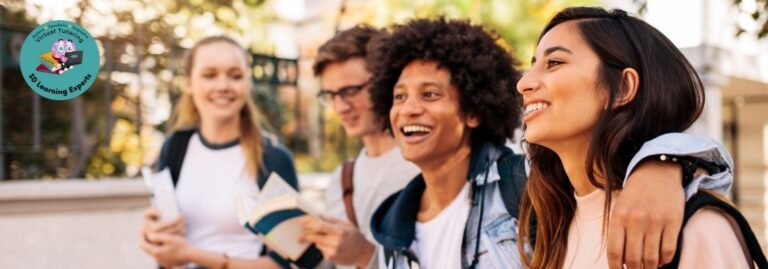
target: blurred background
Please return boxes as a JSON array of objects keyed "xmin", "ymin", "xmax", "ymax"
[{"xmin": 0, "ymin": 0, "xmax": 765, "ymax": 267}]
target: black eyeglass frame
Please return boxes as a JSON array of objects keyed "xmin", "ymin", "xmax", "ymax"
[{"xmin": 316, "ymin": 81, "xmax": 370, "ymax": 106}]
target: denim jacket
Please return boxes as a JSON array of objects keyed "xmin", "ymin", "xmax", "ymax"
[{"xmin": 369, "ymin": 133, "xmax": 733, "ymax": 269}]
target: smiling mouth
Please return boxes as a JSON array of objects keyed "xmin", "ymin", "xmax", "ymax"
[
  {"xmin": 209, "ymin": 96, "xmax": 235, "ymax": 106},
  {"xmin": 341, "ymin": 115, "xmax": 358, "ymax": 124},
  {"xmin": 524, "ymin": 102, "xmax": 549, "ymax": 116},
  {"xmin": 400, "ymin": 125, "xmax": 433, "ymax": 137}
]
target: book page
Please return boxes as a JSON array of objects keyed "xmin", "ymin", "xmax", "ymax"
[
  {"xmin": 244, "ymin": 172, "xmax": 321, "ymax": 262},
  {"xmin": 256, "ymin": 172, "xmax": 299, "ymax": 204},
  {"xmin": 256, "ymin": 173, "xmax": 318, "ymax": 216},
  {"xmin": 236, "ymin": 192, "xmax": 256, "ymax": 227},
  {"xmin": 263, "ymin": 217, "xmax": 311, "ymax": 260},
  {"xmin": 249, "ymin": 194, "xmax": 300, "ymax": 223}
]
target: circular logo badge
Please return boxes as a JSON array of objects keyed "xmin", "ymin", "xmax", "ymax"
[{"xmin": 20, "ymin": 20, "xmax": 100, "ymax": 101}]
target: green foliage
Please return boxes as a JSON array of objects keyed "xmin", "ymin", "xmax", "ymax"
[
  {"xmin": 730, "ymin": 0, "xmax": 768, "ymax": 38},
  {"xmin": 352, "ymin": 0, "xmax": 598, "ymax": 67},
  {"xmin": 2, "ymin": 0, "xmax": 276, "ymax": 179}
]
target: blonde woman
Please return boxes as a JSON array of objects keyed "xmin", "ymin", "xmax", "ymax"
[{"xmin": 139, "ymin": 36, "xmax": 299, "ymax": 269}]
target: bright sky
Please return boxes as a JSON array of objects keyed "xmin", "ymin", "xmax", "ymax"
[{"xmin": 645, "ymin": 0, "xmax": 703, "ymax": 48}]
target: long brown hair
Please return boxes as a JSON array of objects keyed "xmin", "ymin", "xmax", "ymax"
[
  {"xmin": 169, "ymin": 36, "xmax": 264, "ymax": 176},
  {"xmin": 517, "ymin": 7, "xmax": 705, "ymax": 269}
]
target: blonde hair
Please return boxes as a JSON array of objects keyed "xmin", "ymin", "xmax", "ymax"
[{"xmin": 169, "ymin": 36, "xmax": 264, "ymax": 176}]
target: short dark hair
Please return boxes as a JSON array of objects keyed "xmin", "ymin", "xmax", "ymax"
[
  {"xmin": 367, "ymin": 17, "xmax": 523, "ymax": 146},
  {"xmin": 313, "ymin": 25, "xmax": 380, "ymax": 76}
]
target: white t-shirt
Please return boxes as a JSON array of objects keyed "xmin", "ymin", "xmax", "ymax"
[
  {"xmin": 175, "ymin": 133, "xmax": 263, "ymax": 259},
  {"xmin": 325, "ymin": 147, "xmax": 420, "ymax": 240},
  {"xmin": 412, "ymin": 182, "xmax": 471, "ymax": 269}
]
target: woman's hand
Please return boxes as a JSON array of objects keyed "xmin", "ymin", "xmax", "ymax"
[
  {"xmin": 139, "ymin": 207, "xmax": 188, "ymax": 264},
  {"xmin": 140, "ymin": 232, "xmax": 194, "ymax": 268},
  {"xmin": 140, "ymin": 208, "xmax": 186, "ymax": 242}
]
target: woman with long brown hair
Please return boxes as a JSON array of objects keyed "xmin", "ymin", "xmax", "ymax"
[
  {"xmin": 138, "ymin": 36, "xmax": 298, "ymax": 269},
  {"xmin": 517, "ymin": 7, "xmax": 764, "ymax": 269}
]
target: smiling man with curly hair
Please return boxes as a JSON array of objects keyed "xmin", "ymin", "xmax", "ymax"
[
  {"xmin": 368, "ymin": 18, "xmax": 523, "ymax": 148},
  {"xmin": 367, "ymin": 17, "xmax": 526, "ymax": 269}
]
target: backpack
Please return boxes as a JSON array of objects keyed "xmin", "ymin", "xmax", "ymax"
[
  {"xmin": 467, "ymin": 143, "xmax": 528, "ymax": 218},
  {"xmin": 470, "ymin": 144, "xmax": 535, "ymax": 246},
  {"xmin": 496, "ymin": 150, "xmax": 538, "ymax": 247},
  {"xmin": 660, "ymin": 191, "xmax": 768, "ymax": 268},
  {"xmin": 496, "ymin": 152, "xmax": 528, "ymax": 218}
]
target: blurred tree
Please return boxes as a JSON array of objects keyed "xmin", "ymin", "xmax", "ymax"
[
  {"xmin": 724, "ymin": 0, "xmax": 767, "ymax": 38},
  {"xmin": 1, "ymin": 0, "xmax": 282, "ymax": 179},
  {"xmin": 338, "ymin": 0, "xmax": 597, "ymax": 68}
]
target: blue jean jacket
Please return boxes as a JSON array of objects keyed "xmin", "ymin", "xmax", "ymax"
[{"xmin": 370, "ymin": 133, "xmax": 733, "ymax": 269}]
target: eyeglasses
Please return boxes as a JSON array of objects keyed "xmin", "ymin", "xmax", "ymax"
[{"xmin": 316, "ymin": 81, "xmax": 369, "ymax": 106}]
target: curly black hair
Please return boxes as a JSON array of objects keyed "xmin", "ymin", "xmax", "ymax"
[{"xmin": 367, "ymin": 17, "xmax": 523, "ymax": 146}]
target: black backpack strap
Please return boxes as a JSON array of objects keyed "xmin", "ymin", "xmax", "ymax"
[
  {"xmin": 497, "ymin": 153, "xmax": 527, "ymax": 218},
  {"xmin": 159, "ymin": 129, "xmax": 195, "ymax": 187},
  {"xmin": 383, "ymin": 248, "xmax": 420, "ymax": 269},
  {"xmin": 497, "ymin": 152, "xmax": 537, "ymax": 247},
  {"xmin": 256, "ymin": 136, "xmax": 299, "ymax": 190},
  {"xmin": 661, "ymin": 192, "xmax": 768, "ymax": 269}
]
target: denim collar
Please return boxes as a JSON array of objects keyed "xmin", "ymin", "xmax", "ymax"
[
  {"xmin": 370, "ymin": 142, "xmax": 509, "ymax": 250},
  {"xmin": 468, "ymin": 142, "xmax": 507, "ymax": 185}
]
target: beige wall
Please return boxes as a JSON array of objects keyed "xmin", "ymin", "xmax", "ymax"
[
  {"xmin": 0, "ymin": 180, "xmax": 154, "ymax": 269},
  {"xmin": 727, "ymin": 100, "xmax": 768, "ymax": 250},
  {"xmin": 0, "ymin": 175, "xmax": 331, "ymax": 269},
  {"xmin": 0, "ymin": 209, "xmax": 155, "ymax": 268}
]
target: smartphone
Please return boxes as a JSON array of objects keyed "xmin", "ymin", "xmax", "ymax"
[{"xmin": 141, "ymin": 167, "xmax": 180, "ymax": 222}]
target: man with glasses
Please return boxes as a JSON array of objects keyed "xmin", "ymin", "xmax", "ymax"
[{"xmin": 300, "ymin": 25, "xmax": 419, "ymax": 269}]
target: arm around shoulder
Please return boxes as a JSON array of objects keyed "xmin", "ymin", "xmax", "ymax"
[{"xmin": 626, "ymin": 132, "xmax": 734, "ymax": 198}]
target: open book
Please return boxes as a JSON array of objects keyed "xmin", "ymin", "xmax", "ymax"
[{"xmin": 237, "ymin": 173, "xmax": 323, "ymax": 266}]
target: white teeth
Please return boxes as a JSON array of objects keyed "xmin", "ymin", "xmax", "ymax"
[
  {"xmin": 524, "ymin": 102, "xmax": 549, "ymax": 115},
  {"xmin": 211, "ymin": 97, "xmax": 232, "ymax": 105},
  {"xmin": 402, "ymin": 125, "xmax": 432, "ymax": 134}
]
